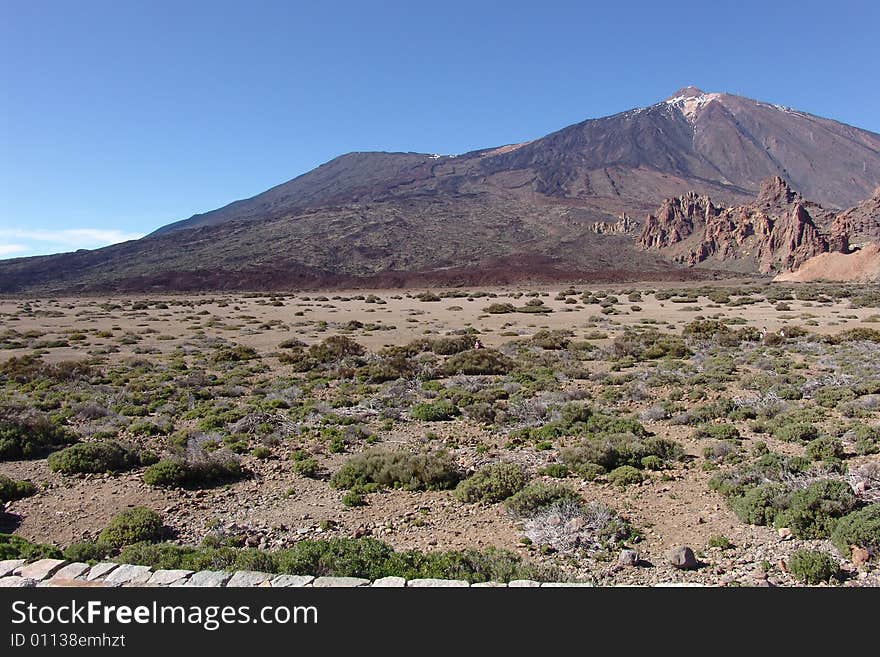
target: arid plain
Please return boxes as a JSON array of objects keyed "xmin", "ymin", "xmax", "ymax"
[{"xmin": 1, "ymin": 281, "xmax": 878, "ymax": 586}]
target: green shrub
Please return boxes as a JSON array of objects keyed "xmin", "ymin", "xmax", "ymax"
[
  {"xmin": 277, "ymin": 348, "xmax": 315, "ymax": 371},
  {"xmin": 410, "ymin": 400, "xmax": 458, "ymax": 421},
  {"xmin": 805, "ymin": 437, "xmax": 844, "ymax": 461},
  {"xmin": 729, "ymin": 483, "xmax": 789, "ymax": 526},
  {"xmin": 608, "ymin": 465, "xmax": 643, "ymax": 488},
  {"xmin": 361, "ymin": 353, "xmax": 417, "ymax": 383},
  {"xmin": 640, "ymin": 455, "xmax": 665, "ymax": 471},
  {"xmin": 560, "ymin": 433, "xmax": 681, "ymax": 473},
  {"xmin": 773, "ymin": 423, "xmax": 820, "ymax": 443},
  {"xmin": 788, "ymin": 549, "xmax": 839, "ymax": 584},
  {"xmin": 504, "ymin": 482, "xmax": 581, "ymax": 517},
  {"xmin": 330, "ymin": 449, "xmax": 461, "ymax": 491},
  {"xmin": 142, "ymin": 459, "xmax": 187, "ymax": 487},
  {"xmin": 612, "ymin": 330, "xmax": 690, "ymax": 361},
  {"xmin": 291, "ymin": 456, "xmax": 320, "ymax": 478},
  {"xmin": 211, "ymin": 345, "xmax": 258, "ymax": 364},
  {"xmin": 144, "ymin": 454, "xmax": 244, "ymax": 488},
  {"xmin": 0, "ymin": 411, "xmax": 75, "ymax": 460},
  {"xmin": 251, "ymin": 446, "xmax": 272, "ymax": 460},
  {"xmin": 441, "ymin": 349, "xmax": 513, "ymax": 376},
  {"xmin": 118, "ymin": 538, "xmax": 555, "ymax": 583},
  {"xmin": 529, "ymin": 330, "xmax": 571, "ymax": 350},
  {"xmin": 0, "ymin": 474, "xmax": 36, "ymax": 503},
  {"xmin": 831, "ymin": 504, "xmax": 880, "ymax": 558},
  {"xmin": 454, "ymin": 463, "xmax": 528, "ymax": 503},
  {"xmin": 63, "ymin": 540, "xmax": 110, "ymax": 562},
  {"xmin": 308, "ymin": 335, "xmax": 365, "ymax": 364},
  {"xmin": 539, "ymin": 463, "xmax": 570, "ymax": 478},
  {"xmin": 47, "ymin": 441, "xmax": 153, "ymax": 474},
  {"xmin": 98, "ymin": 506, "xmax": 165, "ymax": 550},
  {"xmin": 341, "ymin": 490, "xmax": 366, "ymax": 507},
  {"xmin": 707, "ymin": 535, "xmax": 733, "ymax": 550},
  {"xmin": 427, "ymin": 335, "xmax": 477, "ymax": 355},
  {"xmin": 0, "ymin": 533, "xmax": 62, "ymax": 560},
  {"xmin": 483, "ymin": 303, "xmax": 516, "ymax": 314},
  {"xmin": 850, "ymin": 425, "xmax": 879, "ymax": 455},
  {"xmin": 775, "ymin": 480, "xmax": 857, "ymax": 539}
]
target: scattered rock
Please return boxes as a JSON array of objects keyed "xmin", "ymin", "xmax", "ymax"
[
  {"xmin": 777, "ymin": 527, "xmax": 793, "ymax": 540},
  {"xmin": 105, "ymin": 564, "xmax": 152, "ymax": 585},
  {"xmin": 371, "ymin": 576, "xmax": 406, "ymax": 587},
  {"xmin": 147, "ymin": 569, "xmax": 194, "ymax": 586},
  {"xmin": 618, "ymin": 549, "xmax": 639, "ymax": 567},
  {"xmin": 50, "ymin": 562, "xmax": 91, "ymax": 581},
  {"xmin": 81, "ymin": 562, "xmax": 120, "ymax": 582},
  {"xmin": 15, "ymin": 559, "xmax": 69, "ymax": 581},
  {"xmin": 0, "ymin": 576, "xmax": 37, "ymax": 588},
  {"xmin": 540, "ymin": 582, "xmax": 594, "ymax": 587},
  {"xmin": 226, "ymin": 571, "xmax": 274, "ymax": 587},
  {"xmin": 312, "ymin": 576, "xmax": 370, "ymax": 587},
  {"xmin": 668, "ymin": 546, "xmax": 699, "ymax": 570},
  {"xmin": 851, "ymin": 546, "xmax": 870, "ymax": 567},
  {"xmin": 407, "ymin": 578, "xmax": 470, "ymax": 587},
  {"xmin": 269, "ymin": 575, "xmax": 314, "ymax": 587},
  {"xmin": 183, "ymin": 570, "xmax": 232, "ymax": 587},
  {"xmin": 0, "ymin": 559, "xmax": 25, "ymax": 578}
]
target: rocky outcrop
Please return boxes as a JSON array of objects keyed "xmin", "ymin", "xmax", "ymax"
[
  {"xmin": 831, "ymin": 187, "xmax": 880, "ymax": 247},
  {"xmin": 589, "ymin": 214, "xmax": 638, "ymax": 235},
  {"xmin": 638, "ymin": 176, "xmax": 844, "ymax": 273}
]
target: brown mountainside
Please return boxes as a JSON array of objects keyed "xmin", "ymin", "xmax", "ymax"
[
  {"xmin": 3, "ymin": 87, "xmax": 880, "ymax": 293},
  {"xmin": 638, "ymin": 176, "xmax": 854, "ymax": 274}
]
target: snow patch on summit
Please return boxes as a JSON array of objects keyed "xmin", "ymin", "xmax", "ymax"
[{"xmin": 664, "ymin": 92, "xmax": 722, "ymax": 121}]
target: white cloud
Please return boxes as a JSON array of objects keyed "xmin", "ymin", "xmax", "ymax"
[
  {"xmin": 0, "ymin": 243, "xmax": 28, "ymax": 256},
  {"xmin": 0, "ymin": 228, "xmax": 144, "ymax": 247}
]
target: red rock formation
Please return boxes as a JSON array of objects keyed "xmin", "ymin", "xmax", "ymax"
[
  {"xmin": 831, "ymin": 187, "xmax": 880, "ymax": 247},
  {"xmin": 638, "ymin": 177, "xmax": 840, "ymax": 273}
]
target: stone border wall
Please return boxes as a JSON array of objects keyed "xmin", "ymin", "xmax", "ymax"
[{"xmin": 0, "ymin": 558, "xmax": 707, "ymax": 588}]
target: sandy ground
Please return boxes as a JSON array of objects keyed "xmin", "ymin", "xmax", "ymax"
[
  {"xmin": 776, "ymin": 244, "xmax": 880, "ymax": 283},
  {"xmin": 1, "ymin": 282, "xmax": 879, "ymax": 585}
]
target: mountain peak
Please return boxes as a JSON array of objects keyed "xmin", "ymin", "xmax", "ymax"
[{"xmin": 665, "ymin": 86, "xmax": 707, "ymax": 101}]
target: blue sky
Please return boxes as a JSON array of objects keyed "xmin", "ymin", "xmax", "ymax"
[{"xmin": 2, "ymin": 0, "xmax": 878, "ymax": 259}]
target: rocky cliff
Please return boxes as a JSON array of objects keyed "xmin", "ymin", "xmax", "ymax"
[{"xmin": 638, "ymin": 177, "xmax": 845, "ymax": 273}]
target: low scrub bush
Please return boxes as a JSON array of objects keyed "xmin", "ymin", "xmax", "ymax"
[
  {"xmin": 330, "ymin": 449, "xmax": 461, "ymax": 491},
  {"xmin": 143, "ymin": 453, "xmax": 244, "ymax": 488},
  {"xmin": 504, "ymin": 482, "xmax": 581, "ymax": 517},
  {"xmin": 830, "ymin": 504, "xmax": 880, "ymax": 558},
  {"xmin": 441, "ymin": 349, "xmax": 513, "ymax": 376},
  {"xmin": 0, "ymin": 410, "xmax": 75, "ymax": 460},
  {"xmin": 773, "ymin": 422, "xmax": 820, "ymax": 443},
  {"xmin": 805, "ymin": 436, "xmax": 844, "ymax": 461},
  {"xmin": 611, "ymin": 330, "xmax": 690, "ymax": 361},
  {"xmin": 560, "ymin": 433, "xmax": 682, "ymax": 474},
  {"xmin": 211, "ymin": 345, "xmax": 258, "ymax": 364},
  {"xmin": 607, "ymin": 465, "xmax": 643, "ymax": 487},
  {"xmin": 0, "ymin": 475, "xmax": 36, "ymax": 504},
  {"xmin": 98, "ymin": 506, "xmax": 165, "ymax": 550},
  {"xmin": 63, "ymin": 540, "xmax": 110, "ymax": 562},
  {"xmin": 522, "ymin": 498, "xmax": 636, "ymax": 555},
  {"xmin": 788, "ymin": 549, "xmax": 839, "ymax": 584},
  {"xmin": 0, "ymin": 534, "xmax": 62, "ymax": 560},
  {"xmin": 308, "ymin": 335, "xmax": 365, "ymax": 364},
  {"xmin": 454, "ymin": 462, "xmax": 528, "ymax": 503},
  {"xmin": 775, "ymin": 480, "xmax": 856, "ymax": 539},
  {"xmin": 410, "ymin": 400, "xmax": 458, "ymax": 421},
  {"xmin": 118, "ymin": 538, "xmax": 556, "ymax": 583},
  {"xmin": 47, "ymin": 441, "xmax": 156, "ymax": 474}
]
